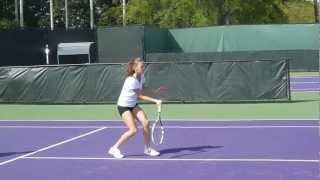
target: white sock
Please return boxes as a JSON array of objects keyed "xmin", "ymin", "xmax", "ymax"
[{"xmin": 144, "ymin": 144, "xmax": 150, "ymax": 150}]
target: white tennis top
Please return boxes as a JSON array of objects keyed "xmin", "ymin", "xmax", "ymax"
[{"xmin": 117, "ymin": 74, "xmax": 145, "ymax": 107}]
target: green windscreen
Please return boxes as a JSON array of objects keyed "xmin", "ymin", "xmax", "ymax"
[{"xmin": 0, "ymin": 59, "xmax": 289, "ymax": 104}]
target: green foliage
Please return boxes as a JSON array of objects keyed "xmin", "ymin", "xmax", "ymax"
[
  {"xmin": 0, "ymin": 0, "xmax": 17, "ymax": 28},
  {"xmin": 126, "ymin": 0, "xmax": 156, "ymax": 25},
  {"xmin": 0, "ymin": 0, "xmax": 317, "ymax": 29},
  {"xmin": 123, "ymin": 0, "xmax": 292, "ymax": 27},
  {"xmin": 98, "ymin": 5, "xmax": 122, "ymax": 26},
  {"xmin": 155, "ymin": 0, "xmax": 212, "ymax": 28},
  {"xmin": 282, "ymin": 0, "xmax": 315, "ymax": 23},
  {"xmin": 212, "ymin": 0, "xmax": 288, "ymax": 25},
  {"xmin": 0, "ymin": 18, "xmax": 17, "ymax": 28}
]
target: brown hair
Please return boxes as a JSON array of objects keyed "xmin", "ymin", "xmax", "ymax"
[{"xmin": 126, "ymin": 57, "xmax": 143, "ymax": 78}]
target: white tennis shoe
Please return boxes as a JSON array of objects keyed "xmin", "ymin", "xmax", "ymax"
[
  {"xmin": 144, "ymin": 147, "xmax": 160, "ymax": 156},
  {"xmin": 108, "ymin": 146, "xmax": 124, "ymax": 159}
]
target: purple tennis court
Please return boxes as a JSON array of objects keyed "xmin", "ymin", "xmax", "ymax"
[
  {"xmin": 0, "ymin": 120, "xmax": 318, "ymax": 180},
  {"xmin": 290, "ymin": 76, "xmax": 320, "ymax": 92}
]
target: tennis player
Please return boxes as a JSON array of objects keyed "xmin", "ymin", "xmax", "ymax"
[{"xmin": 108, "ymin": 57, "xmax": 164, "ymax": 158}]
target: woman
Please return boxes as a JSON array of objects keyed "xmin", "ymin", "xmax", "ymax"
[{"xmin": 108, "ymin": 57, "xmax": 163, "ymax": 158}]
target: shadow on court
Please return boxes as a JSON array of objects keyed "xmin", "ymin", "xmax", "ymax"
[
  {"xmin": 0, "ymin": 151, "xmax": 33, "ymax": 157},
  {"xmin": 160, "ymin": 145, "xmax": 223, "ymax": 158}
]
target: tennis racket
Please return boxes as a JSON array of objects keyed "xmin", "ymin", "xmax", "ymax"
[{"xmin": 151, "ymin": 102, "xmax": 164, "ymax": 145}]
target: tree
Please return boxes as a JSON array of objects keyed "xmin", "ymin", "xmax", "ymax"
[
  {"xmin": 24, "ymin": 0, "xmax": 51, "ymax": 28},
  {"xmin": 0, "ymin": 0, "xmax": 116, "ymax": 29},
  {"xmin": 212, "ymin": 0, "xmax": 288, "ymax": 25},
  {"xmin": 0, "ymin": 0, "xmax": 16, "ymax": 28},
  {"xmin": 126, "ymin": 0, "xmax": 158, "ymax": 25},
  {"xmin": 121, "ymin": 0, "xmax": 215, "ymax": 28},
  {"xmin": 282, "ymin": 0, "xmax": 315, "ymax": 23},
  {"xmin": 97, "ymin": 1, "xmax": 123, "ymax": 26},
  {"xmin": 98, "ymin": 6, "xmax": 122, "ymax": 26},
  {"xmin": 0, "ymin": 0, "xmax": 317, "ymax": 29},
  {"xmin": 155, "ymin": 0, "xmax": 212, "ymax": 28},
  {"xmin": 107, "ymin": 0, "xmax": 292, "ymax": 28},
  {"xmin": 0, "ymin": 18, "xmax": 17, "ymax": 28}
]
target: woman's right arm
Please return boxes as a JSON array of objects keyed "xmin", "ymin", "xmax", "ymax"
[{"xmin": 134, "ymin": 89, "xmax": 161, "ymax": 105}]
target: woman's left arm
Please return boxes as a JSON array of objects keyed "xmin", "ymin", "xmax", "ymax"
[{"xmin": 141, "ymin": 86, "xmax": 167, "ymax": 94}]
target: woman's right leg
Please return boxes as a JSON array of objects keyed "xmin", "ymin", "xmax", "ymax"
[{"xmin": 112, "ymin": 110, "xmax": 138, "ymax": 148}]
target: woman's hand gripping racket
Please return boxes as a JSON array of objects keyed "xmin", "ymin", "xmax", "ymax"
[{"xmin": 151, "ymin": 100, "xmax": 164, "ymax": 145}]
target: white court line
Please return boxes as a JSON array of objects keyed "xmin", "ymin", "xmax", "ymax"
[
  {"xmin": 291, "ymin": 76, "xmax": 320, "ymax": 78},
  {"xmin": 292, "ymin": 90, "xmax": 320, "ymax": 93},
  {"xmin": 103, "ymin": 125, "xmax": 318, "ymax": 129},
  {"xmin": 0, "ymin": 127, "xmax": 107, "ymax": 166},
  {"xmin": 0, "ymin": 125, "xmax": 317, "ymax": 129},
  {"xmin": 163, "ymin": 118, "xmax": 319, "ymax": 121},
  {"xmin": 291, "ymin": 82, "xmax": 320, "ymax": 84},
  {"xmin": 0, "ymin": 126, "xmax": 103, "ymax": 129},
  {"xmin": 164, "ymin": 125, "xmax": 319, "ymax": 129},
  {"xmin": 291, "ymin": 89, "xmax": 320, "ymax": 91},
  {"xmin": 22, "ymin": 156, "xmax": 319, "ymax": 163},
  {"xmin": 0, "ymin": 118, "xmax": 318, "ymax": 121},
  {"xmin": 292, "ymin": 89, "xmax": 319, "ymax": 92}
]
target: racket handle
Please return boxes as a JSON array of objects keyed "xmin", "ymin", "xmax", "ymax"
[{"xmin": 157, "ymin": 100, "xmax": 162, "ymax": 112}]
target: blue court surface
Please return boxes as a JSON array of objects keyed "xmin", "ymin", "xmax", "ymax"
[{"xmin": 0, "ymin": 120, "xmax": 318, "ymax": 180}]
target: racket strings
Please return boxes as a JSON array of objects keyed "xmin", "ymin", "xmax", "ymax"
[{"xmin": 151, "ymin": 118, "xmax": 164, "ymax": 145}]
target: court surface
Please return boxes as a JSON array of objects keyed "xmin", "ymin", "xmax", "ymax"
[
  {"xmin": 0, "ymin": 119, "xmax": 318, "ymax": 180},
  {"xmin": 290, "ymin": 76, "xmax": 320, "ymax": 92}
]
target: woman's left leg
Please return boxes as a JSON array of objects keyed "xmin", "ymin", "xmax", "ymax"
[
  {"xmin": 132, "ymin": 106, "xmax": 151, "ymax": 146},
  {"xmin": 132, "ymin": 106, "xmax": 160, "ymax": 156}
]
